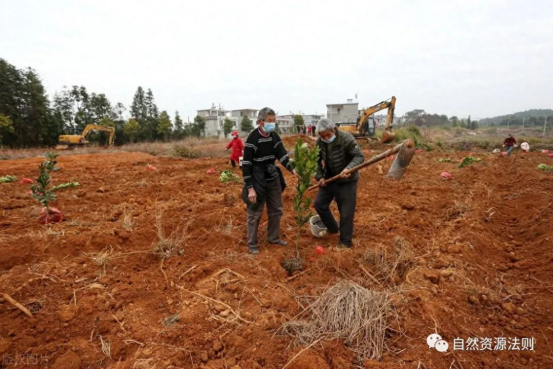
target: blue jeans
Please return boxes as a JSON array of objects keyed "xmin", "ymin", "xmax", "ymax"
[{"xmin": 506, "ymin": 146, "xmax": 514, "ymax": 156}]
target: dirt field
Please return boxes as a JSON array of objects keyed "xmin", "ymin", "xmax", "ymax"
[{"xmin": 1, "ymin": 136, "xmax": 552, "ymax": 369}]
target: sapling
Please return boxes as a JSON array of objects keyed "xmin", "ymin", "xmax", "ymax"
[
  {"xmin": 0, "ymin": 175, "xmax": 17, "ymax": 183},
  {"xmin": 458, "ymin": 156, "xmax": 482, "ymax": 168},
  {"xmin": 282, "ymin": 138, "xmax": 319, "ymax": 275},
  {"xmin": 29, "ymin": 152, "xmax": 80, "ymax": 224},
  {"xmin": 537, "ymin": 163, "xmax": 553, "ymax": 171}
]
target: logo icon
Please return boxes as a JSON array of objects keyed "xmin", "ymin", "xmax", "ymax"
[{"xmin": 427, "ymin": 333, "xmax": 449, "ymax": 352}]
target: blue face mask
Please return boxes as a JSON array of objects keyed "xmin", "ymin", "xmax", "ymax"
[
  {"xmin": 264, "ymin": 123, "xmax": 276, "ymax": 132},
  {"xmin": 321, "ymin": 134, "xmax": 336, "ymax": 144}
]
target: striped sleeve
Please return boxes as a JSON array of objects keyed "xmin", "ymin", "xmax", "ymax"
[
  {"xmin": 273, "ymin": 133, "xmax": 293, "ymax": 173},
  {"xmin": 241, "ymin": 132, "xmax": 257, "ymax": 188}
]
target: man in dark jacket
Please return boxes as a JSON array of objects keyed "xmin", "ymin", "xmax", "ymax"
[
  {"xmin": 314, "ymin": 118, "xmax": 364, "ymax": 248},
  {"xmin": 241, "ymin": 107, "xmax": 298, "ymax": 254}
]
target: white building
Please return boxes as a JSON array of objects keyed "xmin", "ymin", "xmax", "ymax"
[
  {"xmin": 327, "ymin": 99, "xmax": 359, "ymax": 125},
  {"xmin": 275, "ymin": 115, "xmax": 294, "ymax": 133},
  {"xmin": 303, "ymin": 114, "xmax": 322, "ymax": 127},
  {"xmin": 230, "ymin": 109, "xmax": 258, "ymax": 134},
  {"xmin": 196, "ymin": 104, "xmax": 229, "ymax": 137}
]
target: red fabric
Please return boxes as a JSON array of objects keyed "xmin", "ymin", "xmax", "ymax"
[
  {"xmin": 504, "ymin": 136, "xmax": 516, "ymax": 146},
  {"xmin": 226, "ymin": 137, "xmax": 244, "ymax": 161},
  {"xmin": 38, "ymin": 207, "xmax": 63, "ymax": 224}
]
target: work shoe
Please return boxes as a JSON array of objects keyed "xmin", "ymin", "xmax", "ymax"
[
  {"xmin": 337, "ymin": 242, "xmax": 352, "ymax": 249},
  {"xmin": 248, "ymin": 246, "xmax": 260, "ymax": 255},
  {"xmin": 269, "ymin": 240, "xmax": 288, "ymax": 246}
]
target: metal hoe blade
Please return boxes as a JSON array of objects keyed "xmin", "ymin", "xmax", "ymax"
[{"xmin": 386, "ymin": 140, "xmax": 416, "ymax": 180}]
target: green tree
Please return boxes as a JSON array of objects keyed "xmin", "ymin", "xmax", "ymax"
[
  {"xmin": 0, "ymin": 59, "xmax": 51, "ymax": 147},
  {"xmin": 130, "ymin": 87, "xmax": 147, "ymax": 123},
  {"xmin": 275, "ymin": 122, "xmax": 281, "ymax": 134},
  {"xmin": 223, "ymin": 117, "xmax": 234, "ymax": 137},
  {"xmin": 174, "ymin": 111, "xmax": 184, "ymax": 139},
  {"xmin": 145, "ymin": 89, "xmax": 159, "ymax": 119},
  {"xmin": 99, "ymin": 116, "xmax": 115, "ymax": 127},
  {"xmin": 89, "ymin": 93, "xmax": 116, "ymax": 122},
  {"xmin": 124, "ymin": 118, "xmax": 140, "ymax": 143},
  {"xmin": 293, "ymin": 115, "xmax": 305, "ymax": 129},
  {"xmin": 403, "ymin": 109, "xmax": 426, "ymax": 125},
  {"xmin": 0, "ymin": 114, "xmax": 15, "ymax": 144},
  {"xmin": 140, "ymin": 88, "xmax": 159, "ymax": 141},
  {"xmin": 157, "ymin": 111, "xmax": 173, "ymax": 141},
  {"xmin": 114, "ymin": 102, "xmax": 126, "ymax": 120},
  {"xmin": 53, "ymin": 88, "xmax": 76, "ymax": 133},
  {"xmin": 240, "ymin": 115, "xmax": 254, "ymax": 133},
  {"xmin": 193, "ymin": 115, "xmax": 206, "ymax": 137}
]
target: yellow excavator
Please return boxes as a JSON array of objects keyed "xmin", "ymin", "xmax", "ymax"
[
  {"xmin": 338, "ymin": 96, "xmax": 397, "ymax": 143},
  {"xmin": 56, "ymin": 124, "xmax": 115, "ymax": 150}
]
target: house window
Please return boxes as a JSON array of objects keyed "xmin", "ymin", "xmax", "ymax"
[{"xmin": 240, "ymin": 112, "xmax": 243, "ymax": 116}]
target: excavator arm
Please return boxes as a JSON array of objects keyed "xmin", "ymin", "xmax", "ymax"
[
  {"xmin": 81, "ymin": 124, "xmax": 116, "ymax": 146},
  {"xmin": 356, "ymin": 96, "xmax": 396, "ymax": 143}
]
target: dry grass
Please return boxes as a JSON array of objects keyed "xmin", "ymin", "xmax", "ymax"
[
  {"xmin": 0, "ymin": 137, "xmax": 225, "ymax": 161},
  {"xmin": 214, "ymin": 214, "xmax": 234, "ymax": 235},
  {"xmin": 153, "ymin": 209, "xmax": 190, "ymax": 259},
  {"xmin": 362, "ymin": 236, "xmax": 415, "ymax": 284},
  {"xmin": 122, "ymin": 206, "xmax": 136, "ymax": 230},
  {"xmin": 86, "ymin": 247, "xmax": 113, "ymax": 276},
  {"xmin": 280, "ymin": 280, "xmax": 393, "ymax": 361},
  {"xmin": 100, "ymin": 335, "xmax": 111, "ymax": 358},
  {"xmin": 133, "ymin": 358, "xmax": 157, "ymax": 369},
  {"xmin": 446, "ymin": 200, "xmax": 471, "ymax": 221}
]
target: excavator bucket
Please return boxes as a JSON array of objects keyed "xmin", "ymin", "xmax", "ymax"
[
  {"xmin": 55, "ymin": 144, "xmax": 69, "ymax": 150},
  {"xmin": 381, "ymin": 129, "xmax": 396, "ymax": 144},
  {"xmin": 386, "ymin": 139, "xmax": 416, "ymax": 180}
]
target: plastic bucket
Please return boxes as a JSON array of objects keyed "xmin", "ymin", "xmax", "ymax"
[{"xmin": 310, "ymin": 215, "xmax": 327, "ymax": 238}]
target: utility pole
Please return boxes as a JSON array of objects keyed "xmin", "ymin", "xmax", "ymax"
[
  {"xmin": 522, "ymin": 117, "xmax": 525, "ymax": 128},
  {"xmin": 544, "ymin": 116, "xmax": 548, "ymax": 137},
  {"xmin": 507, "ymin": 116, "xmax": 511, "ymax": 129}
]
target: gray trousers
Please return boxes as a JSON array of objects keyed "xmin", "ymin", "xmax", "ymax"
[
  {"xmin": 247, "ymin": 178, "xmax": 283, "ymax": 248},
  {"xmin": 314, "ymin": 180, "xmax": 358, "ymax": 246}
]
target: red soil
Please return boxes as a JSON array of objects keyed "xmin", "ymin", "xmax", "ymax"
[{"xmin": 0, "ymin": 139, "xmax": 551, "ymax": 368}]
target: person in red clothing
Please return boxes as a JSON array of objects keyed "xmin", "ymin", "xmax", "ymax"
[
  {"xmin": 503, "ymin": 134, "xmax": 517, "ymax": 156},
  {"xmin": 226, "ymin": 131, "xmax": 244, "ymax": 167}
]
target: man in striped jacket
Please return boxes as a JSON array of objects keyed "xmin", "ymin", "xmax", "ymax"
[{"xmin": 241, "ymin": 107, "xmax": 297, "ymax": 254}]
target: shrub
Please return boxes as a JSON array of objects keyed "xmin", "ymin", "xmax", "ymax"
[
  {"xmin": 393, "ymin": 127, "xmax": 420, "ymax": 142},
  {"xmin": 172, "ymin": 146, "xmax": 200, "ymax": 158},
  {"xmin": 406, "ymin": 125, "xmax": 421, "ymax": 136}
]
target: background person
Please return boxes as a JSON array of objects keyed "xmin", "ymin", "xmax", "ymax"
[
  {"xmin": 503, "ymin": 134, "xmax": 517, "ymax": 156},
  {"xmin": 226, "ymin": 130, "xmax": 244, "ymax": 167}
]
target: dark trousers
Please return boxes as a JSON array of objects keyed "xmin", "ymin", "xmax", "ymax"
[
  {"xmin": 314, "ymin": 180, "xmax": 358, "ymax": 246},
  {"xmin": 247, "ymin": 178, "xmax": 283, "ymax": 249},
  {"xmin": 230, "ymin": 159, "xmax": 236, "ymax": 167}
]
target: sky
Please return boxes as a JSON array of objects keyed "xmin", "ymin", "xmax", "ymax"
[{"xmin": 1, "ymin": 0, "xmax": 552, "ymax": 121}]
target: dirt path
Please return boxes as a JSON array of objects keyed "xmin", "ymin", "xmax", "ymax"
[{"xmin": 0, "ymin": 144, "xmax": 551, "ymax": 368}]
